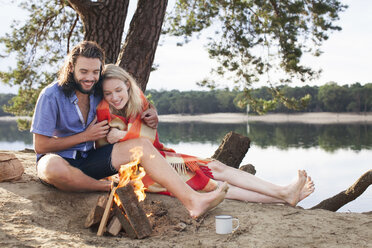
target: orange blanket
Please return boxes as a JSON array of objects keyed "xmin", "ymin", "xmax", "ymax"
[{"xmin": 96, "ymin": 97, "xmax": 217, "ymax": 195}]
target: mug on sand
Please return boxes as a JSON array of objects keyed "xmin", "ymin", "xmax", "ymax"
[{"xmin": 215, "ymin": 215, "xmax": 239, "ymax": 234}]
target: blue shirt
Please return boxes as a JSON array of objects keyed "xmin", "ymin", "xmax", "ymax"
[{"xmin": 30, "ymin": 82, "xmax": 102, "ymax": 160}]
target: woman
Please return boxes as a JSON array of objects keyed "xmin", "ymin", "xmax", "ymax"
[{"xmin": 97, "ymin": 64, "xmax": 314, "ymax": 206}]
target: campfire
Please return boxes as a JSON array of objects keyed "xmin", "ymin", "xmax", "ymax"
[{"xmin": 85, "ymin": 147, "xmax": 152, "ymax": 239}]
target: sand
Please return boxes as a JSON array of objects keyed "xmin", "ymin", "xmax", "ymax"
[{"xmin": 0, "ymin": 151, "xmax": 371, "ymax": 248}]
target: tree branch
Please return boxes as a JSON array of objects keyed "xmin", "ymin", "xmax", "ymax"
[
  {"xmin": 67, "ymin": 0, "xmax": 96, "ymax": 16},
  {"xmin": 67, "ymin": 13, "xmax": 80, "ymax": 53}
]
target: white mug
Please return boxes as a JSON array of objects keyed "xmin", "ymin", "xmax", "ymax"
[{"xmin": 215, "ymin": 215, "xmax": 239, "ymax": 234}]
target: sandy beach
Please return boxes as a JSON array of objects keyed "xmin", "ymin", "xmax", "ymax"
[{"xmin": 0, "ymin": 151, "xmax": 371, "ymax": 248}]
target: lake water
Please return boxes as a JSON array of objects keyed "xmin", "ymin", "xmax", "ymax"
[{"xmin": 0, "ymin": 120, "xmax": 371, "ymax": 213}]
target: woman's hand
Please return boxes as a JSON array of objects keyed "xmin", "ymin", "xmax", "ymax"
[{"xmin": 107, "ymin": 128, "xmax": 127, "ymax": 144}]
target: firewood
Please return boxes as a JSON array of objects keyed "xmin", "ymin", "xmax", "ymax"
[
  {"xmin": 107, "ymin": 216, "xmax": 122, "ymax": 236},
  {"xmin": 84, "ymin": 195, "xmax": 107, "ymax": 228},
  {"xmin": 0, "ymin": 152, "xmax": 24, "ymax": 182},
  {"xmin": 212, "ymin": 131, "xmax": 250, "ymax": 169},
  {"xmin": 116, "ymin": 184, "xmax": 152, "ymax": 239},
  {"xmin": 113, "ymin": 205, "xmax": 137, "ymax": 239},
  {"xmin": 311, "ymin": 170, "xmax": 372, "ymax": 211},
  {"xmin": 97, "ymin": 187, "xmax": 116, "ymax": 236}
]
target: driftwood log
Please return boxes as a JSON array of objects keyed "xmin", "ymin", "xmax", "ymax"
[
  {"xmin": 311, "ymin": 170, "xmax": 372, "ymax": 211},
  {"xmin": 212, "ymin": 131, "xmax": 250, "ymax": 169}
]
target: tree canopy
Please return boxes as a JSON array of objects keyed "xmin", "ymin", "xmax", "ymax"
[{"xmin": 0, "ymin": 0, "xmax": 347, "ymax": 126}]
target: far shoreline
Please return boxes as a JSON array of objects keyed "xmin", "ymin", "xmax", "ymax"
[{"xmin": 1, "ymin": 112, "xmax": 372, "ymax": 124}]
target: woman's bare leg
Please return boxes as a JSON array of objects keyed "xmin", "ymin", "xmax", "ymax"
[
  {"xmin": 208, "ymin": 161, "xmax": 312, "ymax": 206},
  {"xmin": 111, "ymin": 138, "xmax": 228, "ymax": 218},
  {"xmin": 223, "ymin": 183, "xmax": 284, "ymax": 203}
]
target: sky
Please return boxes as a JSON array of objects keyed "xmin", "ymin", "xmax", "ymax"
[{"xmin": 0, "ymin": 0, "xmax": 371, "ymax": 94}]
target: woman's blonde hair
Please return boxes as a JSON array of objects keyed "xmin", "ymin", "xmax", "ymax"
[{"xmin": 101, "ymin": 64, "xmax": 143, "ymax": 118}]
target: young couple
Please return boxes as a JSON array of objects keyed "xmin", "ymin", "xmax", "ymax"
[{"xmin": 31, "ymin": 41, "xmax": 314, "ymax": 219}]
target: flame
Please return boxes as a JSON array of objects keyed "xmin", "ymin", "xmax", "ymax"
[{"xmin": 113, "ymin": 146, "xmax": 147, "ymax": 207}]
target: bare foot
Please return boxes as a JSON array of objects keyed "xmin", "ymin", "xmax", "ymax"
[
  {"xmin": 282, "ymin": 170, "xmax": 307, "ymax": 206},
  {"xmin": 189, "ymin": 181, "xmax": 229, "ymax": 219},
  {"xmin": 299, "ymin": 176, "xmax": 315, "ymax": 201}
]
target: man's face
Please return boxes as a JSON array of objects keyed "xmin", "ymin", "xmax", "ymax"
[{"xmin": 72, "ymin": 56, "xmax": 102, "ymax": 94}]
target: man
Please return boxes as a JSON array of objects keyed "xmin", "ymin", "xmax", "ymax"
[{"xmin": 31, "ymin": 41, "xmax": 227, "ymax": 218}]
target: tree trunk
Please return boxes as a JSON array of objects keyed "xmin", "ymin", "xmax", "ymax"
[
  {"xmin": 117, "ymin": 0, "xmax": 168, "ymax": 91},
  {"xmin": 212, "ymin": 132, "xmax": 251, "ymax": 169},
  {"xmin": 68, "ymin": 0, "xmax": 129, "ymax": 63},
  {"xmin": 311, "ymin": 170, "xmax": 372, "ymax": 212}
]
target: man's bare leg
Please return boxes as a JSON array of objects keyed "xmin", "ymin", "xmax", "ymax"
[
  {"xmin": 111, "ymin": 138, "xmax": 228, "ymax": 218},
  {"xmin": 37, "ymin": 154, "xmax": 111, "ymax": 192}
]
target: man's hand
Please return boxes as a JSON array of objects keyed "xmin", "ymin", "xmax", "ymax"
[
  {"xmin": 107, "ymin": 128, "xmax": 127, "ymax": 144},
  {"xmin": 141, "ymin": 107, "xmax": 158, "ymax": 129},
  {"xmin": 84, "ymin": 117, "xmax": 110, "ymax": 141}
]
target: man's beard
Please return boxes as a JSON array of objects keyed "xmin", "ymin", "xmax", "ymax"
[{"xmin": 73, "ymin": 80, "xmax": 96, "ymax": 94}]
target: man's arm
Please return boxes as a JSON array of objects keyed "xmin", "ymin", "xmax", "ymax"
[
  {"xmin": 141, "ymin": 104, "xmax": 159, "ymax": 129},
  {"xmin": 34, "ymin": 117, "xmax": 109, "ymax": 154}
]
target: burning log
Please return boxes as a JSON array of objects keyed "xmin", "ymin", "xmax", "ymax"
[
  {"xmin": 93, "ymin": 184, "xmax": 152, "ymax": 238},
  {"xmin": 90, "ymin": 147, "xmax": 152, "ymax": 238},
  {"xmin": 115, "ymin": 184, "xmax": 152, "ymax": 239},
  {"xmin": 113, "ymin": 204, "xmax": 137, "ymax": 238}
]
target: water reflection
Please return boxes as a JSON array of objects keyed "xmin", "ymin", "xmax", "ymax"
[
  {"xmin": 157, "ymin": 122, "xmax": 372, "ymax": 152},
  {"xmin": 1, "ymin": 120, "xmax": 372, "ymax": 152},
  {"xmin": 0, "ymin": 121, "xmax": 32, "ymax": 146}
]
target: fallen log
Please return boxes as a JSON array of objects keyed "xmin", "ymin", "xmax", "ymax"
[
  {"xmin": 311, "ymin": 170, "xmax": 372, "ymax": 211},
  {"xmin": 212, "ymin": 131, "xmax": 250, "ymax": 169}
]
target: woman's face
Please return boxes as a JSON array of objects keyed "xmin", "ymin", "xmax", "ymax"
[{"xmin": 102, "ymin": 78, "xmax": 129, "ymax": 110}]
